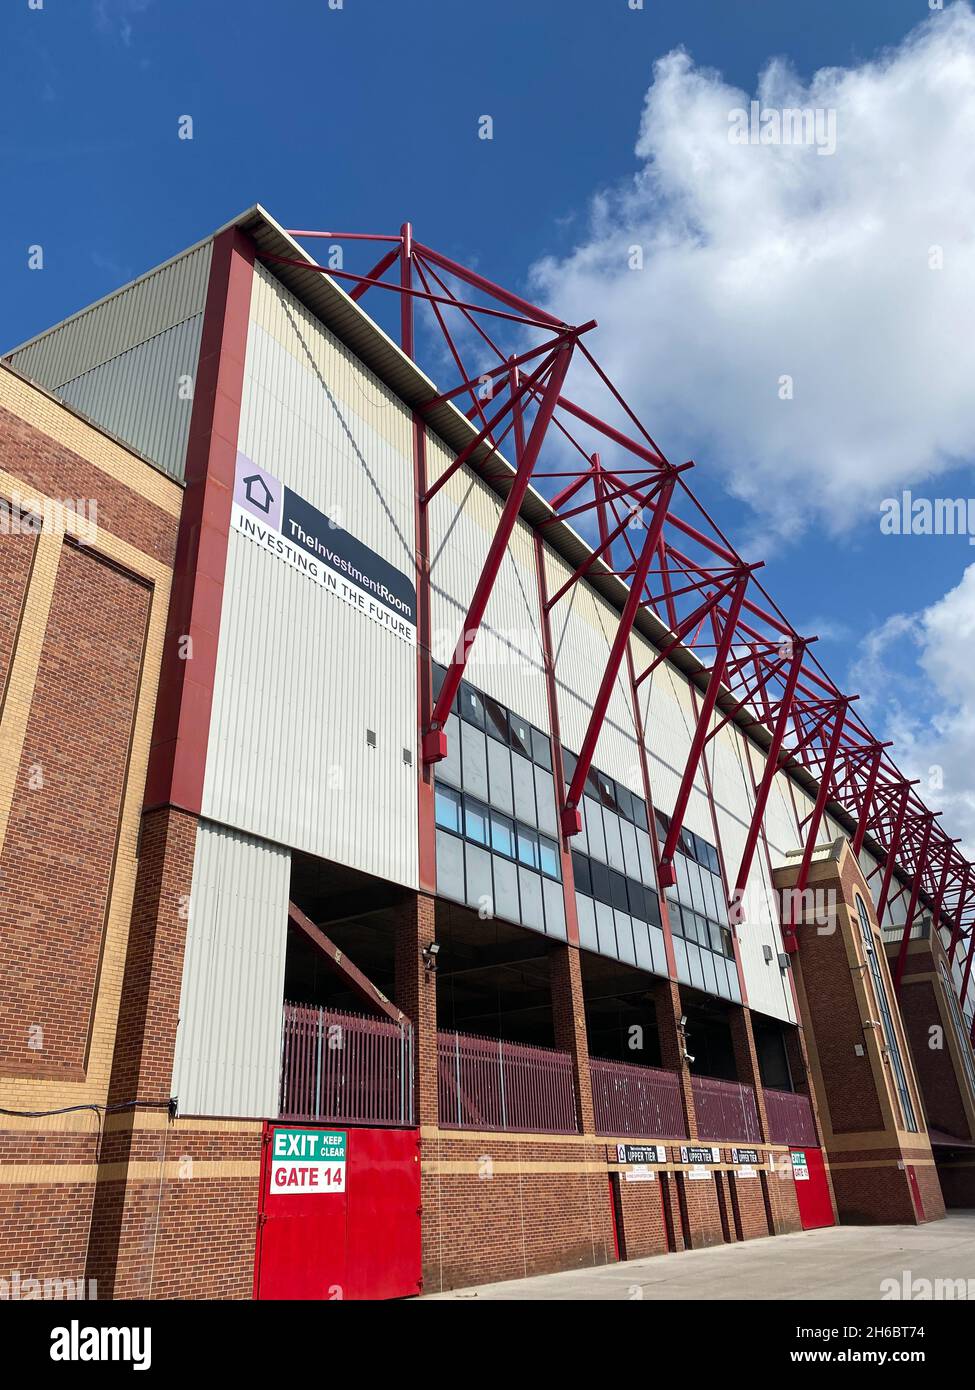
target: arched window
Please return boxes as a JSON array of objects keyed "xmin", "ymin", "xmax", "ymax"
[{"xmin": 854, "ymin": 894, "xmax": 917, "ymax": 1132}]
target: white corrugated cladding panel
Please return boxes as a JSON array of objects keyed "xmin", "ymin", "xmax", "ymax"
[
  {"xmin": 201, "ymin": 265, "xmax": 419, "ymax": 887},
  {"xmin": 762, "ymin": 774, "xmax": 804, "ymax": 859},
  {"xmin": 543, "ymin": 543, "xmax": 640, "ymax": 786},
  {"xmin": 706, "ymin": 720, "xmax": 797, "ymax": 1022},
  {"xmin": 426, "ymin": 431, "xmax": 549, "ymax": 729},
  {"xmin": 5, "ymin": 241, "xmax": 212, "ymax": 481},
  {"xmin": 171, "ymin": 821, "xmax": 291, "ymax": 1118},
  {"xmin": 630, "ymin": 628, "xmax": 713, "ymax": 841}
]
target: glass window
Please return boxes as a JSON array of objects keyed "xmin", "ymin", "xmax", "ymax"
[
  {"xmin": 669, "ymin": 902, "xmax": 686, "ymax": 938},
  {"xmin": 645, "ymin": 887, "xmax": 662, "ymax": 928},
  {"xmin": 702, "ymin": 870, "xmax": 722, "ymax": 922},
  {"xmin": 562, "ymin": 747, "xmax": 578, "ymax": 788},
  {"xmin": 464, "ymin": 797, "xmax": 489, "ymax": 845},
  {"xmin": 538, "ymin": 835, "xmax": 560, "ymax": 879},
  {"xmin": 597, "ymin": 773, "xmax": 618, "ymax": 813},
  {"xmin": 704, "ymin": 842, "xmax": 721, "ymax": 876},
  {"xmin": 432, "ymin": 662, "xmax": 456, "ymax": 712},
  {"xmin": 627, "ymin": 878, "xmax": 647, "ymax": 921},
  {"xmin": 585, "ymin": 767, "xmax": 602, "ymax": 800},
  {"xmin": 459, "ymin": 683, "xmax": 485, "ymax": 729},
  {"xmin": 687, "ymin": 860, "xmax": 707, "ymax": 915},
  {"xmin": 654, "ymin": 808, "xmax": 671, "ymax": 844},
  {"xmin": 692, "ymin": 833, "xmax": 711, "ymax": 867},
  {"xmin": 610, "ymin": 870, "xmax": 629, "ymax": 914},
  {"xmin": 571, "ymin": 850, "xmax": 591, "ymax": 897},
  {"xmin": 631, "ymin": 795, "xmax": 649, "ymax": 832},
  {"xmin": 590, "ymin": 859, "xmax": 612, "ymax": 906},
  {"xmin": 675, "ymin": 853, "xmax": 692, "ymax": 905},
  {"xmin": 490, "ymin": 810, "xmax": 515, "ymax": 858},
  {"xmin": 483, "ymin": 694, "xmax": 510, "ymax": 744},
  {"xmin": 517, "ymin": 825, "xmax": 539, "ymax": 869},
  {"xmin": 616, "ymin": 784, "xmax": 634, "ymax": 824},
  {"xmin": 530, "ymin": 725, "xmax": 552, "ymax": 770},
  {"xmin": 721, "ymin": 926, "xmax": 735, "ymax": 958},
  {"xmin": 509, "ymin": 713, "xmax": 532, "ymax": 759},
  {"xmin": 679, "ymin": 827, "xmax": 697, "ymax": 859},
  {"xmin": 435, "ymin": 783, "xmax": 462, "ymax": 833},
  {"xmin": 855, "ymin": 894, "xmax": 918, "ymax": 1132}
]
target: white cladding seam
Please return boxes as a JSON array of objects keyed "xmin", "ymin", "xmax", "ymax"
[
  {"xmin": 55, "ymin": 315, "xmax": 203, "ymax": 482},
  {"xmin": 543, "ymin": 542, "xmax": 641, "ymax": 778},
  {"xmin": 201, "ymin": 267, "xmax": 419, "ymax": 889},
  {"xmin": 426, "ymin": 430, "xmax": 549, "ymax": 730},
  {"xmin": 4, "ymin": 242, "xmax": 212, "ymax": 482},
  {"xmin": 171, "ymin": 821, "xmax": 291, "ymax": 1119}
]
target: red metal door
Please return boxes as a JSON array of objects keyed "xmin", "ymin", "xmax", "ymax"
[
  {"xmin": 255, "ymin": 1124, "xmax": 421, "ymax": 1300},
  {"xmin": 906, "ymin": 1164, "xmax": 925, "ymax": 1222},
  {"xmin": 790, "ymin": 1147, "xmax": 834, "ymax": 1230}
]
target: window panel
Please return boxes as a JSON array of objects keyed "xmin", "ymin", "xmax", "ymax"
[
  {"xmin": 530, "ymin": 725, "xmax": 552, "ymax": 770},
  {"xmin": 509, "ymin": 713, "xmax": 532, "ymax": 759},
  {"xmin": 435, "ymin": 784, "xmax": 462, "ymax": 833},
  {"xmin": 627, "ymin": 878, "xmax": 647, "ymax": 921},
  {"xmin": 490, "ymin": 811, "xmax": 515, "ymax": 858},
  {"xmin": 538, "ymin": 834, "xmax": 560, "ymax": 880},
  {"xmin": 464, "ymin": 798, "xmax": 490, "ymax": 845},
  {"xmin": 590, "ymin": 858, "xmax": 612, "ymax": 906},
  {"xmin": 483, "ymin": 694, "xmax": 510, "ymax": 744},
  {"xmin": 517, "ymin": 825, "xmax": 539, "ymax": 869},
  {"xmin": 459, "ymin": 682, "xmax": 485, "ymax": 729},
  {"xmin": 571, "ymin": 850, "xmax": 592, "ymax": 897},
  {"xmin": 610, "ymin": 870, "xmax": 629, "ymax": 914},
  {"xmin": 616, "ymin": 784, "xmax": 634, "ymax": 823}
]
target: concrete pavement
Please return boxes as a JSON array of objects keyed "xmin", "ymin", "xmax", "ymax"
[{"xmin": 418, "ymin": 1211, "xmax": 975, "ymax": 1300}]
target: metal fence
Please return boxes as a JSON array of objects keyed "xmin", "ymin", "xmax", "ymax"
[
  {"xmin": 763, "ymin": 1086, "xmax": 818, "ymax": 1146},
  {"xmin": 279, "ymin": 1003, "xmax": 414, "ymax": 1126},
  {"xmin": 691, "ymin": 1074, "xmax": 762, "ymax": 1143},
  {"xmin": 437, "ymin": 1030, "xmax": 578, "ymax": 1134},
  {"xmin": 590, "ymin": 1057, "xmax": 688, "ymax": 1138}
]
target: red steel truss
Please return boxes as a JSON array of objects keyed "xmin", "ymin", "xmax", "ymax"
[{"xmin": 272, "ymin": 225, "xmax": 975, "ymax": 1010}]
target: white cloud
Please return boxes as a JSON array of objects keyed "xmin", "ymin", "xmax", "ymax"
[
  {"xmin": 850, "ymin": 563, "xmax": 975, "ymax": 855},
  {"xmin": 93, "ymin": 0, "xmax": 153, "ymax": 46},
  {"xmin": 530, "ymin": 3, "xmax": 975, "ymax": 547}
]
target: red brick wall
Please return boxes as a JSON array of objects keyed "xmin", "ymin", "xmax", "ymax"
[
  {"xmin": 420, "ymin": 1135, "xmax": 614, "ymax": 1293},
  {"xmin": 899, "ymin": 978, "xmax": 972, "ymax": 1140},
  {"xmin": 615, "ymin": 1170, "xmax": 677, "ymax": 1258},
  {"xmin": 0, "ymin": 544, "xmax": 150, "ymax": 1079},
  {"xmin": 0, "ymin": 1129, "xmax": 98, "ymax": 1288},
  {"xmin": 0, "ymin": 522, "xmax": 36, "ymax": 703}
]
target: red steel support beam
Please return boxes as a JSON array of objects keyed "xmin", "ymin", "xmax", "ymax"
[
  {"xmin": 961, "ymin": 927, "xmax": 975, "ymax": 1007},
  {"xmin": 782, "ymin": 700, "xmax": 850, "ymax": 951},
  {"xmin": 731, "ymin": 637, "xmax": 808, "ymax": 911},
  {"xmin": 657, "ymin": 570, "xmax": 754, "ymax": 884},
  {"xmin": 422, "ymin": 340, "xmax": 576, "ymax": 761},
  {"xmin": 893, "ymin": 812, "xmax": 938, "ymax": 993},
  {"xmin": 287, "ymin": 902, "xmax": 406, "ymax": 1025},
  {"xmin": 876, "ymin": 783, "xmax": 914, "ymax": 929},
  {"xmin": 948, "ymin": 862, "xmax": 971, "ymax": 967},
  {"xmin": 561, "ymin": 472, "xmax": 681, "ymax": 837},
  {"xmin": 851, "ymin": 742, "xmax": 891, "ymax": 858}
]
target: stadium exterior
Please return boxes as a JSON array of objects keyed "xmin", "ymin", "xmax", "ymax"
[{"xmin": 1, "ymin": 206, "xmax": 973, "ymax": 1299}]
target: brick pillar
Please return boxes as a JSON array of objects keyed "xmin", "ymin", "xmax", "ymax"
[
  {"xmin": 729, "ymin": 1005, "xmax": 770, "ymax": 1140},
  {"xmin": 394, "ymin": 892, "xmax": 439, "ymax": 1129},
  {"xmin": 650, "ymin": 979, "xmax": 698, "ymax": 1141},
  {"xmin": 549, "ymin": 942, "xmax": 595, "ymax": 1133},
  {"xmin": 86, "ymin": 805, "xmax": 199, "ymax": 1298}
]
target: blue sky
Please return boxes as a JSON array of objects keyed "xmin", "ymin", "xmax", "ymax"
[{"xmin": 3, "ymin": 0, "xmax": 974, "ymax": 839}]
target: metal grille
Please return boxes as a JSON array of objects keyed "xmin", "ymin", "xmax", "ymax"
[
  {"xmin": 691, "ymin": 1074, "xmax": 762, "ymax": 1143},
  {"xmin": 763, "ymin": 1087, "xmax": 818, "ymax": 1146},
  {"xmin": 279, "ymin": 1003, "xmax": 414, "ymax": 1126},
  {"xmin": 590, "ymin": 1057, "xmax": 687, "ymax": 1138},
  {"xmin": 437, "ymin": 1030, "xmax": 578, "ymax": 1134}
]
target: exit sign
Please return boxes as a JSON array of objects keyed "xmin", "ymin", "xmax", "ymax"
[{"xmin": 269, "ymin": 1128, "xmax": 347, "ymax": 1196}]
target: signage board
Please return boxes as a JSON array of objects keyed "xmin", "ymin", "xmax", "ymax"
[
  {"xmin": 679, "ymin": 1145, "xmax": 720, "ymax": 1166},
  {"xmin": 232, "ymin": 453, "xmax": 417, "ymax": 645},
  {"xmin": 624, "ymin": 1166, "xmax": 656, "ymax": 1183},
  {"xmin": 791, "ymin": 1150, "xmax": 810, "ymax": 1182},
  {"xmin": 617, "ymin": 1144, "xmax": 667, "ymax": 1165},
  {"xmin": 731, "ymin": 1148, "xmax": 760, "ymax": 1165},
  {"xmin": 269, "ymin": 1128, "xmax": 347, "ymax": 1196}
]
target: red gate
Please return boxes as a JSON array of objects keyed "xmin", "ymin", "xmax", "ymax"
[
  {"xmin": 254, "ymin": 1123, "xmax": 422, "ymax": 1300},
  {"xmin": 790, "ymin": 1146, "xmax": 835, "ymax": 1230}
]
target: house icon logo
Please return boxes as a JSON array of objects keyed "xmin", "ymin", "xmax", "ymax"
[{"xmin": 243, "ymin": 473, "xmax": 274, "ymax": 514}]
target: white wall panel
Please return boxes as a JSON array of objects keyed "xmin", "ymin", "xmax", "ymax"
[
  {"xmin": 202, "ymin": 268, "xmax": 419, "ymax": 887},
  {"xmin": 631, "ymin": 629, "xmax": 712, "ymax": 840},
  {"xmin": 427, "ymin": 431, "xmax": 549, "ymax": 729},
  {"xmin": 172, "ymin": 821, "xmax": 290, "ymax": 1119},
  {"xmin": 544, "ymin": 544, "xmax": 640, "ymax": 787}
]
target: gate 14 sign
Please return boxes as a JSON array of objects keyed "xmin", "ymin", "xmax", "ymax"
[{"xmin": 270, "ymin": 1128, "xmax": 347, "ymax": 1196}]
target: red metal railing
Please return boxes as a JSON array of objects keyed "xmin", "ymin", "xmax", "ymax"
[
  {"xmin": 763, "ymin": 1087, "xmax": 818, "ymax": 1147},
  {"xmin": 279, "ymin": 1002, "xmax": 414, "ymax": 1126},
  {"xmin": 691, "ymin": 1074, "xmax": 762, "ymax": 1143},
  {"xmin": 590, "ymin": 1057, "xmax": 687, "ymax": 1138},
  {"xmin": 437, "ymin": 1030, "xmax": 578, "ymax": 1134}
]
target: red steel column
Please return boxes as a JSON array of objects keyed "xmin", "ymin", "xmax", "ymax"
[
  {"xmin": 876, "ymin": 782, "xmax": 913, "ymax": 928},
  {"xmin": 143, "ymin": 226, "xmax": 255, "ymax": 813},
  {"xmin": 893, "ymin": 813, "xmax": 937, "ymax": 993}
]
